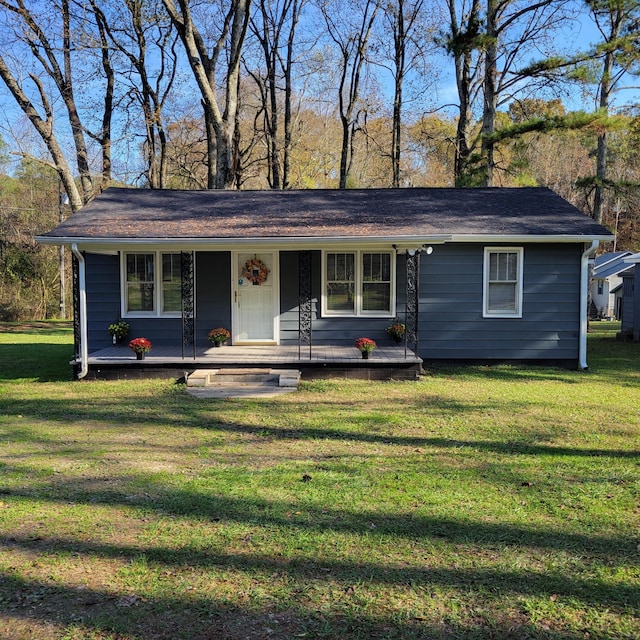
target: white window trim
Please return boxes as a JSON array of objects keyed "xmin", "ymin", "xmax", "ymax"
[
  {"xmin": 322, "ymin": 250, "xmax": 396, "ymax": 317},
  {"xmin": 483, "ymin": 247, "xmax": 524, "ymax": 318},
  {"xmin": 121, "ymin": 250, "xmax": 184, "ymax": 318}
]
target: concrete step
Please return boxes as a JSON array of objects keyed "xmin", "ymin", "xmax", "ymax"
[{"xmin": 186, "ymin": 368, "xmax": 301, "ymax": 389}]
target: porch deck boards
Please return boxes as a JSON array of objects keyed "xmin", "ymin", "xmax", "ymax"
[{"xmin": 88, "ymin": 343, "xmax": 422, "ymax": 366}]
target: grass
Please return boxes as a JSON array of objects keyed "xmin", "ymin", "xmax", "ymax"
[{"xmin": 0, "ymin": 320, "xmax": 638, "ymax": 639}]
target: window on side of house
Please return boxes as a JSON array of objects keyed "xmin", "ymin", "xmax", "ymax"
[
  {"xmin": 323, "ymin": 251, "xmax": 394, "ymax": 317},
  {"xmin": 123, "ymin": 252, "xmax": 182, "ymax": 317},
  {"xmin": 597, "ymin": 279, "xmax": 604, "ymax": 296},
  {"xmin": 483, "ymin": 247, "xmax": 523, "ymax": 318}
]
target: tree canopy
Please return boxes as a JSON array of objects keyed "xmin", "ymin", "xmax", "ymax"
[{"xmin": 0, "ymin": 0, "xmax": 638, "ymax": 240}]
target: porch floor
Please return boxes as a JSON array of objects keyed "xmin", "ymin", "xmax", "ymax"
[{"xmin": 83, "ymin": 343, "xmax": 423, "ymax": 381}]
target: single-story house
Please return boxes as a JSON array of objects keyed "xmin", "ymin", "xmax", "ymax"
[
  {"xmin": 36, "ymin": 187, "xmax": 613, "ymax": 378},
  {"xmin": 617, "ymin": 266, "xmax": 635, "ymax": 339},
  {"xmin": 590, "ymin": 251, "xmax": 632, "ymax": 319}
]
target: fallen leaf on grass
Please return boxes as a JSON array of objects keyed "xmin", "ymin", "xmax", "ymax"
[{"xmin": 116, "ymin": 595, "xmax": 143, "ymax": 608}]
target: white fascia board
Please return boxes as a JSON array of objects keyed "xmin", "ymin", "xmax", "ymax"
[
  {"xmin": 449, "ymin": 233, "xmax": 615, "ymax": 243},
  {"xmin": 35, "ymin": 234, "xmax": 453, "ymax": 252},
  {"xmin": 36, "ymin": 232, "xmax": 613, "ymax": 251}
]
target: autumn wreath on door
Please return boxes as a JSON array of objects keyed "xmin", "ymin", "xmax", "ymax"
[{"xmin": 242, "ymin": 256, "xmax": 270, "ymax": 285}]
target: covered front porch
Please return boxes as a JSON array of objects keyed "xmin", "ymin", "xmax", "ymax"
[{"xmin": 79, "ymin": 343, "xmax": 423, "ymax": 381}]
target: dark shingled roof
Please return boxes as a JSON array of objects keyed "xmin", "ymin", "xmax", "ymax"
[{"xmin": 40, "ymin": 187, "xmax": 613, "ymax": 241}]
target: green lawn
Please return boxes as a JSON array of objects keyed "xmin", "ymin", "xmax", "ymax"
[{"xmin": 0, "ymin": 321, "xmax": 638, "ymax": 639}]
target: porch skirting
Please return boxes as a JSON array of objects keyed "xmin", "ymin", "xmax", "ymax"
[{"xmin": 77, "ymin": 344, "xmax": 423, "ymax": 381}]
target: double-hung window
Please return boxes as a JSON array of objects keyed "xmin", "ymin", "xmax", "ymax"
[
  {"xmin": 324, "ymin": 251, "xmax": 394, "ymax": 316},
  {"xmin": 483, "ymin": 247, "xmax": 523, "ymax": 317},
  {"xmin": 123, "ymin": 251, "xmax": 182, "ymax": 317}
]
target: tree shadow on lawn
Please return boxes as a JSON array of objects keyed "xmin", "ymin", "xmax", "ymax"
[
  {"xmin": 1, "ymin": 392, "xmax": 637, "ymax": 460},
  {"xmin": 214, "ymin": 422, "xmax": 639, "ymax": 459},
  {"xmin": 1, "ymin": 571, "xmax": 625, "ymax": 640},
  {"xmin": 3, "ymin": 477, "xmax": 636, "ymax": 571},
  {"xmin": 423, "ymin": 360, "xmax": 640, "ymax": 387},
  {"xmin": 421, "ymin": 331, "xmax": 640, "ymax": 386}
]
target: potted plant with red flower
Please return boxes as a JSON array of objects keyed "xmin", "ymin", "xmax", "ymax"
[
  {"xmin": 386, "ymin": 321, "xmax": 405, "ymax": 343},
  {"xmin": 129, "ymin": 337, "xmax": 152, "ymax": 360},
  {"xmin": 355, "ymin": 337, "xmax": 376, "ymax": 359}
]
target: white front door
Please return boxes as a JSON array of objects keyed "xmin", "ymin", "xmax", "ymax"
[{"xmin": 233, "ymin": 251, "xmax": 278, "ymax": 343}]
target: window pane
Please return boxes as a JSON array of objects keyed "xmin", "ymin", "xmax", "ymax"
[
  {"xmin": 162, "ymin": 254, "xmax": 180, "ymax": 282},
  {"xmin": 490, "ymin": 252, "xmax": 517, "ymax": 282},
  {"xmin": 126, "ymin": 253, "xmax": 154, "ymax": 282},
  {"xmin": 488, "ymin": 282, "xmax": 516, "ymax": 311},
  {"xmin": 362, "ymin": 253, "xmax": 376, "ymax": 281},
  {"xmin": 362, "ymin": 253, "xmax": 390, "ymax": 282},
  {"xmin": 327, "ymin": 253, "xmax": 336, "ymax": 281},
  {"xmin": 382, "ymin": 254, "xmax": 390, "ymax": 281},
  {"xmin": 127, "ymin": 283, "xmax": 154, "ymax": 312},
  {"xmin": 362, "ymin": 282, "xmax": 391, "ymax": 312},
  {"xmin": 506, "ymin": 253, "xmax": 517, "ymax": 280},
  {"xmin": 332, "ymin": 253, "xmax": 354, "ymax": 281},
  {"xmin": 163, "ymin": 282, "xmax": 181, "ymax": 312},
  {"xmin": 162, "ymin": 254, "xmax": 181, "ymax": 312},
  {"xmin": 327, "ymin": 282, "xmax": 355, "ymax": 312}
]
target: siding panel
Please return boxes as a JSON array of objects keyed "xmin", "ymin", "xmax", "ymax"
[
  {"xmin": 86, "ymin": 251, "xmax": 233, "ymax": 351},
  {"xmin": 86, "ymin": 253, "xmax": 122, "ymax": 351},
  {"xmin": 195, "ymin": 252, "xmax": 232, "ymax": 347},
  {"xmin": 419, "ymin": 243, "xmax": 582, "ymax": 363},
  {"xmin": 279, "ymin": 251, "xmax": 405, "ymax": 347}
]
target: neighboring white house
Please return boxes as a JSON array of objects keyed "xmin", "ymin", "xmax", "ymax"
[{"xmin": 590, "ymin": 252, "xmax": 632, "ymax": 319}]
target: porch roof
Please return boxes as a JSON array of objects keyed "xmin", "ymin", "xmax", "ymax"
[{"xmin": 38, "ymin": 186, "xmax": 614, "ymax": 246}]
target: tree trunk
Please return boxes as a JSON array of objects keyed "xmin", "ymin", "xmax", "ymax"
[
  {"xmin": 593, "ymin": 17, "xmax": 618, "ymax": 224},
  {"xmin": 163, "ymin": 0, "xmax": 250, "ymax": 189},
  {"xmin": 322, "ymin": 0, "xmax": 380, "ymax": 189},
  {"xmin": 391, "ymin": 0, "xmax": 405, "ymax": 188},
  {"xmin": 481, "ymin": 0, "xmax": 498, "ymax": 187},
  {"xmin": 0, "ymin": 55, "xmax": 83, "ymax": 211},
  {"xmin": 61, "ymin": 0, "xmax": 94, "ymax": 201},
  {"xmin": 446, "ymin": 0, "xmax": 481, "ymax": 186}
]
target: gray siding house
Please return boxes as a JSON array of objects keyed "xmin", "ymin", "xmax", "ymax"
[
  {"xmin": 590, "ymin": 251, "xmax": 632, "ymax": 319},
  {"xmin": 620, "ymin": 252, "xmax": 640, "ymax": 341},
  {"xmin": 37, "ymin": 187, "xmax": 613, "ymax": 377}
]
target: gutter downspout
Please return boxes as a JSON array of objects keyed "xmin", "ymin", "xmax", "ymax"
[
  {"xmin": 71, "ymin": 244, "xmax": 89, "ymax": 379},
  {"xmin": 579, "ymin": 240, "xmax": 599, "ymax": 370}
]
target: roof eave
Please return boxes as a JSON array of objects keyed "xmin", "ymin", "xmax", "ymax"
[
  {"xmin": 36, "ymin": 232, "xmax": 614, "ymax": 248},
  {"xmin": 35, "ymin": 234, "xmax": 454, "ymax": 248},
  {"xmin": 450, "ymin": 233, "xmax": 615, "ymax": 243}
]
